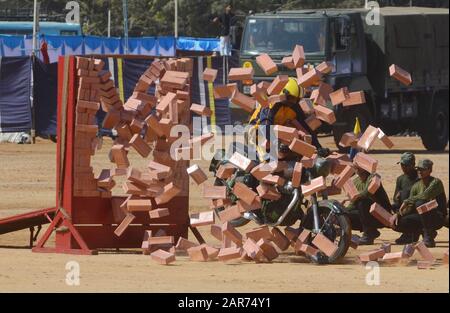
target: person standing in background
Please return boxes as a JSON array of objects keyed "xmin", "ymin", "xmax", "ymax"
[{"xmin": 213, "ymin": 3, "xmax": 236, "ymax": 57}]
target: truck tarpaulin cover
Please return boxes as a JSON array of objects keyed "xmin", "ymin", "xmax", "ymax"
[{"xmin": 0, "ymin": 57, "xmax": 32, "ymax": 133}]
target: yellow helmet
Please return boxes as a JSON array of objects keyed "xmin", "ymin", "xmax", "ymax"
[{"xmin": 280, "ymin": 77, "xmax": 304, "ymax": 99}]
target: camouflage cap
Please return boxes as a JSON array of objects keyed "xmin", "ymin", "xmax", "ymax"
[
  {"xmin": 397, "ymin": 152, "xmax": 415, "ymax": 166},
  {"xmin": 416, "ymin": 159, "xmax": 434, "ymax": 170}
]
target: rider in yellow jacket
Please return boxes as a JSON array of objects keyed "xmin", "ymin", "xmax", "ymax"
[{"xmin": 249, "ymin": 78, "xmax": 322, "ymax": 157}]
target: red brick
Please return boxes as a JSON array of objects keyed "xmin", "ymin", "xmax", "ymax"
[
  {"xmin": 114, "ymin": 213, "xmax": 135, "ymax": 237},
  {"xmin": 250, "ymin": 84, "xmax": 270, "ymax": 108},
  {"xmin": 299, "ymin": 98, "xmax": 314, "ymax": 115},
  {"xmin": 237, "ymin": 198, "xmax": 261, "ymax": 212},
  {"xmin": 342, "ymin": 179, "xmax": 359, "ymax": 202},
  {"xmin": 257, "ymin": 238, "xmax": 279, "ymax": 261},
  {"xmin": 221, "ymin": 221, "xmax": 243, "ymax": 246},
  {"xmin": 216, "ymin": 163, "xmax": 236, "ymax": 180},
  {"xmin": 175, "ymin": 237, "xmax": 198, "ymax": 251},
  {"xmin": 291, "ymin": 162, "xmax": 303, "ymax": 188},
  {"xmin": 305, "ymin": 115, "xmax": 322, "ymax": 131},
  {"xmin": 218, "ymin": 205, "xmax": 242, "ymax": 223},
  {"xmin": 245, "ymin": 226, "xmax": 272, "ymax": 242},
  {"xmin": 298, "ymin": 69, "xmax": 322, "ymax": 88},
  {"xmin": 415, "ymin": 241, "xmax": 436, "ymax": 262},
  {"xmin": 358, "ymin": 249, "xmax": 386, "ymax": 262},
  {"xmin": 151, "ymin": 249, "xmax": 176, "ymax": 265},
  {"xmin": 389, "ymin": 64, "xmax": 412, "ymax": 86},
  {"xmin": 281, "ymin": 56, "xmax": 295, "ymax": 70},
  {"xmin": 148, "ymin": 235, "xmax": 174, "ymax": 246},
  {"xmin": 210, "ymin": 224, "xmax": 223, "ymax": 241},
  {"xmin": 382, "ymin": 251, "xmax": 408, "ymax": 263},
  {"xmin": 256, "ymin": 53, "xmax": 278, "ymax": 75},
  {"xmin": 187, "ymin": 246, "xmax": 209, "ymax": 262},
  {"xmin": 111, "ymin": 144, "xmax": 130, "ymax": 168},
  {"xmin": 242, "ymin": 238, "xmax": 265, "ymax": 261},
  {"xmin": 233, "ymin": 182, "xmax": 258, "ymax": 205},
  {"xmin": 214, "ymin": 84, "xmax": 237, "ymax": 99},
  {"xmin": 354, "ymin": 152, "xmax": 378, "ymax": 174},
  {"xmin": 315, "ymin": 61, "xmax": 334, "ymax": 75},
  {"xmin": 301, "ymin": 176, "xmax": 326, "ymax": 197},
  {"xmin": 129, "ymin": 134, "xmax": 151, "ymax": 158},
  {"xmin": 339, "ymin": 132, "xmax": 358, "ymax": 148},
  {"xmin": 292, "ymin": 45, "xmax": 305, "ymax": 68},
  {"xmin": 190, "ymin": 211, "xmax": 215, "ymax": 227},
  {"xmin": 274, "ymin": 125, "xmax": 298, "ymax": 143},
  {"xmin": 187, "ymin": 164, "xmax": 208, "ymax": 185},
  {"xmin": 203, "ymin": 68, "xmax": 218, "ymax": 82},
  {"xmin": 370, "ymin": 203, "xmax": 394, "ymax": 228},
  {"xmin": 127, "ymin": 199, "xmax": 152, "ymax": 212},
  {"xmin": 300, "ymin": 244, "xmax": 320, "ymax": 257},
  {"xmin": 145, "ymin": 115, "xmax": 164, "ymax": 138},
  {"xmin": 314, "ymin": 105, "xmax": 336, "ymax": 125},
  {"xmin": 267, "ymin": 75, "xmax": 289, "ymax": 96},
  {"xmin": 312, "ymin": 233, "xmax": 338, "ymax": 257},
  {"xmin": 342, "ymin": 91, "xmax": 365, "ymax": 107},
  {"xmin": 256, "ymin": 183, "xmax": 281, "ymax": 201},
  {"xmin": 202, "ymin": 185, "xmax": 227, "ymax": 199},
  {"xmin": 97, "ymin": 169, "xmax": 113, "ymax": 188},
  {"xmin": 229, "ymin": 152, "xmax": 256, "ymax": 172},
  {"xmin": 330, "ymin": 87, "xmax": 350, "ymax": 105},
  {"xmin": 230, "ymin": 90, "xmax": 256, "ymax": 112},
  {"xmin": 268, "ymin": 94, "xmax": 287, "ymax": 105},
  {"xmin": 228, "ymin": 67, "xmax": 254, "ymax": 81},
  {"xmin": 155, "ymin": 182, "xmax": 181, "ymax": 205},
  {"xmin": 190, "ymin": 103, "xmax": 212, "ymax": 117},
  {"xmin": 148, "ymin": 161, "xmax": 172, "ymax": 177},
  {"xmin": 443, "ymin": 249, "xmax": 448, "ymax": 265},
  {"xmin": 271, "ymin": 227, "xmax": 291, "ymax": 251},
  {"xmin": 334, "ymin": 165, "xmax": 355, "ymax": 189},
  {"xmin": 417, "ymin": 260, "xmax": 434, "ymax": 269},
  {"xmin": 310, "ymin": 82, "xmax": 334, "ymax": 106},
  {"xmin": 377, "ymin": 128, "xmax": 394, "ymax": 149},
  {"xmin": 368, "ymin": 174, "xmax": 381, "ymax": 195},
  {"xmin": 200, "ymin": 243, "xmax": 220, "ymax": 260},
  {"xmin": 149, "ymin": 208, "xmax": 170, "ymax": 219},
  {"xmin": 416, "ymin": 200, "xmax": 438, "ymax": 215},
  {"xmin": 218, "ymin": 247, "xmax": 243, "ymax": 261},
  {"xmin": 357, "ymin": 125, "xmax": 380, "ymax": 151},
  {"xmin": 289, "ymin": 138, "xmax": 317, "ymax": 158},
  {"xmin": 285, "ymin": 227, "xmax": 302, "ymax": 243},
  {"xmin": 262, "ymin": 174, "xmax": 285, "ymax": 186},
  {"xmin": 301, "ymin": 154, "xmax": 317, "ymax": 169}
]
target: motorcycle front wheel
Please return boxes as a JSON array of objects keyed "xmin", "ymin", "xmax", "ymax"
[{"xmin": 301, "ymin": 200, "xmax": 351, "ymax": 264}]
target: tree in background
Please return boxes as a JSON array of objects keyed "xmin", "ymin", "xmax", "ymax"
[{"xmin": 0, "ymin": 0, "xmax": 448, "ymax": 37}]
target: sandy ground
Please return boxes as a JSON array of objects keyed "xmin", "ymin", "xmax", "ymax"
[{"xmin": 0, "ymin": 136, "xmax": 448, "ymax": 293}]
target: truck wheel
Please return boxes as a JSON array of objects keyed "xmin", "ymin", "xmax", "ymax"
[{"xmin": 420, "ymin": 98, "xmax": 449, "ymax": 151}]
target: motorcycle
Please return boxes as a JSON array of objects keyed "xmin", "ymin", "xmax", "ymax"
[{"xmin": 209, "ymin": 142, "xmax": 351, "ymax": 264}]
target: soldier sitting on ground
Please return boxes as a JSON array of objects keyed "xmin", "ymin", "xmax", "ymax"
[
  {"xmin": 392, "ymin": 152, "xmax": 420, "ymax": 244},
  {"xmin": 345, "ymin": 165, "xmax": 393, "ymax": 245},
  {"xmin": 392, "ymin": 159, "xmax": 447, "ymax": 248}
]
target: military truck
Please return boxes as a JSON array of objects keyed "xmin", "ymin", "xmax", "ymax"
[{"xmin": 236, "ymin": 7, "xmax": 449, "ymax": 151}]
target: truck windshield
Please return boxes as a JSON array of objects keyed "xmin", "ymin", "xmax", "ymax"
[{"xmin": 242, "ymin": 17, "xmax": 326, "ymax": 56}]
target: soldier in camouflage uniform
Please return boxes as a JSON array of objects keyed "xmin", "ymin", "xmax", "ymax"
[
  {"xmin": 392, "ymin": 152, "xmax": 420, "ymax": 244},
  {"xmin": 392, "ymin": 159, "xmax": 447, "ymax": 248},
  {"xmin": 345, "ymin": 166, "xmax": 393, "ymax": 245}
]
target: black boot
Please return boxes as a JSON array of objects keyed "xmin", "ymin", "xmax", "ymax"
[
  {"xmin": 359, "ymin": 229, "xmax": 381, "ymax": 245},
  {"xmin": 422, "ymin": 229, "xmax": 437, "ymax": 248},
  {"xmin": 395, "ymin": 233, "xmax": 420, "ymax": 245}
]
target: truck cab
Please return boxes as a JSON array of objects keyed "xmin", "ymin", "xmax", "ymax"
[
  {"xmin": 238, "ymin": 8, "xmax": 449, "ymax": 151},
  {"xmin": 238, "ymin": 10, "xmax": 371, "ymax": 145}
]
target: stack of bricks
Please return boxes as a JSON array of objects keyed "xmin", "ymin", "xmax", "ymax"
[
  {"xmin": 74, "ymin": 57, "xmax": 106, "ymax": 198},
  {"xmin": 75, "ymin": 57, "xmax": 195, "ymax": 241}
]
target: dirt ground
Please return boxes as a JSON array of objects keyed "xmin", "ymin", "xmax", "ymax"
[{"xmin": 0, "ymin": 136, "xmax": 448, "ymax": 293}]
